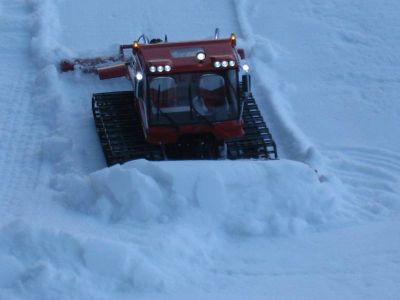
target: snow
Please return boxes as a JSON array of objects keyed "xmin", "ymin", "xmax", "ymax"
[
  {"xmin": 0, "ymin": 0, "xmax": 399, "ymax": 299},
  {"xmin": 55, "ymin": 159, "xmax": 343, "ymax": 234},
  {"xmin": 245, "ymin": 0, "xmax": 400, "ymax": 152}
]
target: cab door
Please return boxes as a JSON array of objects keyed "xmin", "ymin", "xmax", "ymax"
[{"xmin": 135, "ymin": 75, "xmax": 149, "ymax": 133}]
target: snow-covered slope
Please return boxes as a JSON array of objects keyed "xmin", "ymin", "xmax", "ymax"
[{"xmin": 0, "ymin": 0, "xmax": 399, "ymax": 299}]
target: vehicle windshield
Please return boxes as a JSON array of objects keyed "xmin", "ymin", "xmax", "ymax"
[{"xmin": 147, "ymin": 70, "xmax": 239, "ymax": 125}]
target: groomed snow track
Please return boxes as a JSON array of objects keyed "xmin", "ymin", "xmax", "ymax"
[
  {"xmin": 93, "ymin": 91, "xmax": 277, "ymax": 165},
  {"xmin": 1, "ymin": 0, "xmax": 399, "ymax": 299}
]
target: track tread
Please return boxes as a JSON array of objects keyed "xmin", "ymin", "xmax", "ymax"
[
  {"xmin": 92, "ymin": 91, "xmax": 277, "ymax": 166},
  {"xmin": 225, "ymin": 94, "xmax": 278, "ymax": 160},
  {"xmin": 92, "ymin": 91, "xmax": 162, "ymax": 166}
]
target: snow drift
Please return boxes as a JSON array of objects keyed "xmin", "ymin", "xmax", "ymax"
[
  {"xmin": 0, "ymin": 159, "xmax": 348, "ymax": 299},
  {"xmin": 0, "ymin": 221, "xmax": 164, "ymax": 300},
  {"xmin": 54, "ymin": 159, "xmax": 343, "ymax": 236}
]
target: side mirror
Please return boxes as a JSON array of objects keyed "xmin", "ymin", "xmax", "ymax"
[{"xmin": 237, "ymin": 48, "xmax": 245, "ymax": 59}]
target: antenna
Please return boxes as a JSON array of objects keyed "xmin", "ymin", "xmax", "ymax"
[{"xmin": 214, "ymin": 28, "xmax": 220, "ymax": 40}]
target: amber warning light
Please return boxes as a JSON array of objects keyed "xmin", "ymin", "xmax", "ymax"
[{"xmin": 230, "ymin": 33, "xmax": 236, "ymax": 45}]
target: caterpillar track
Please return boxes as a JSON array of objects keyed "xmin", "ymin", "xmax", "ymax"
[{"xmin": 92, "ymin": 91, "xmax": 277, "ymax": 166}]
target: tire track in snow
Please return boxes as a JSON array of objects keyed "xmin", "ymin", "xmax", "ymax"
[
  {"xmin": 321, "ymin": 146, "xmax": 400, "ymax": 217},
  {"xmin": 0, "ymin": 1, "xmax": 45, "ymax": 223}
]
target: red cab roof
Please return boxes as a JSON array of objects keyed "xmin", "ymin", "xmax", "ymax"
[{"xmin": 136, "ymin": 38, "xmax": 237, "ymax": 74}]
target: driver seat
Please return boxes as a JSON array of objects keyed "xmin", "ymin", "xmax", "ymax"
[{"xmin": 198, "ymin": 74, "xmax": 228, "ymax": 115}]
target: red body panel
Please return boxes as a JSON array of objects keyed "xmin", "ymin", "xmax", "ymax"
[{"xmin": 146, "ymin": 120, "xmax": 244, "ymax": 144}]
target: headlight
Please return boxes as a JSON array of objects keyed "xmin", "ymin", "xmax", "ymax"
[
  {"xmin": 135, "ymin": 72, "xmax": 143, "ymax": 81},
  {"xmin": 214, "ymin": 61, "xmax": 221, "ymax": 68},
  {"xmin": 157, "ymin": 66, "xmax": 164, "ymax": 72},
  {"xmin": 164, "ymin": 65, "xmax": 171, "ymax": 72},
  {"xmin": 149, "ymin": 66, "xmax": 156, "ymax": 72},
  {"xmin": 242, "ymin": 64, "xmax": 250, "ymax": 72},
  {"xmin": 222, "ymin": 61, "xmax": 228, "ymax": 68},
  {"xmin": 196, "ymin": 52, "xmax": 206, "ymax": 61},
  {"xmin": 229, "ymin": 60, "xmax": 236, "ymax": 67}
]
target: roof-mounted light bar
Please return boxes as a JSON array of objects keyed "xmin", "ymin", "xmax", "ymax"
[
  {"xmin": 213, "ymin": 60, "xmax": 235, "ymax": 69},
  {"xmin": 149, "ymin": 64, "xmax": 172, "ymax": 73}
]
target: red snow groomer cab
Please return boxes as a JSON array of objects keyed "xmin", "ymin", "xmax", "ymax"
[{"xmin": 61, "ymin": 30, "xmax": 277, "ymax": 165}]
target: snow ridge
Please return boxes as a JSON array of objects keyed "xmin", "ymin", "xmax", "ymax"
[
  {"xmin": 55, "ymin": 160, "xmax": 344, "ymax": 234},
  {"xmin": 231, "ymin": 0, "xmax": 324, "ymax": 169},
  {"xmin": 29, "ymin": 0, "xmax": 70, "ymax": 67}
]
